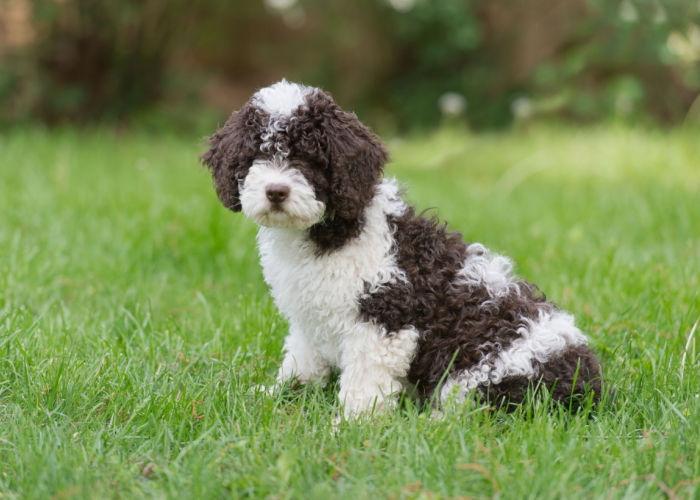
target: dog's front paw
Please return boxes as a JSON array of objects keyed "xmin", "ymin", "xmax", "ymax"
[{"xmin": 339, "ymin": 388, "xmax": 397, "ymax": 420}]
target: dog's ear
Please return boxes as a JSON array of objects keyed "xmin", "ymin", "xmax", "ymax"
[
  {"xmin": 320, "ymin": 97, "xmax": 388, "ymax": 220},
  {"xmin": 200, "ymin": 103, "xmax": 265, "ymax": 212}
]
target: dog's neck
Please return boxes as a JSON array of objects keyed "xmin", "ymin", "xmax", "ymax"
[
  {"xmin": 308, "ymin": 214, "xmax": 366, "ymax": 253},
  {"xmin": 309, "ymin": 178, "xmax": 406, "ymax": 254}
]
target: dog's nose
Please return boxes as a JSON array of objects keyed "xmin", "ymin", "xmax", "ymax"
[{"xmin": 265, "ymin": 184, "xmax": 290, "ymax": 204}]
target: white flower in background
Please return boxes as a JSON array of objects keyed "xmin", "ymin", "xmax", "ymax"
[
  {"xmin": 619, "ymin": 0, "xmax": 638, "ymax": 22},
  {"xmin": 667, "ymin": 25, "xmax": 700, "ymax": 65},
  {"xmin": 438, "ymin": 92, "xmax": 467, "ymax": 116},
  {"xmin": 264, "ymin": 0, "xmax": 297, "ymax": 11},
  {"xmin": 387, "ymin": 0, "xmax": 416, "ymax": 13},
  {"xmin": 511, "ymin": 97, "xmax": 533, "ymax": 120}
]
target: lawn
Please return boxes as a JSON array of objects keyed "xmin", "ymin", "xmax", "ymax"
[{"xmin": 0, "ymin": 126, "xmax": 698, "ymax": 499}]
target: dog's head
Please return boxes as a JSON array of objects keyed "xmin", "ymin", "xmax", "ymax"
[{"xmin": 201, "ymin": 80, "xmax": 388, "ymax": 229}]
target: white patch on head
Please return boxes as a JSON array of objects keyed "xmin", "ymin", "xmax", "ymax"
[
  {"xmin": 457, "ymin": 243, "xmax": 520, "ymax": 298},
  {"xmin": 240, "ymin": 158, "xmax": 325, "ymax": 229},
  {"xmin": 252, "ymin": 79, "xmax": 312, "ymax": 117},
  {"xmin": 253, "ymin": 79, "xmax": 315, "ymax": 157},
  {"xmin": 440, "ymin": 309, "xmax": 588, "ymax": 404}
]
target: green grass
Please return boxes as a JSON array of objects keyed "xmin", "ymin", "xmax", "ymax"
[{"xmin": 1, "ymin": 125, "xmax": 698, "ymax": 499}]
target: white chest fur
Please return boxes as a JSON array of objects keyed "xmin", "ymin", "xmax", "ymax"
[{"xmin": 256, "ymin": 179, "xmax": 406, "ymax": 366}]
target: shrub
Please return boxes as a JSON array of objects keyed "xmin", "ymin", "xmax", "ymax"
[{"xmin": 0, "ymin": 0, "xmax": 183, "ymax": 126}]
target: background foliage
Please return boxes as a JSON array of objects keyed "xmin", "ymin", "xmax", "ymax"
[{"xmin": 1, "ymin": 0, "xmax": 699, "ymax": 131}]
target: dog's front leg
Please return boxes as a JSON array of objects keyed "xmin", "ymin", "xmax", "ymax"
[
  {"xmin": 338, "ymin": 325, "xmax": 419, "ymax": 419},
  {"xmin": 276, "ymin": 323, "xmax": 330, "ymax": 387}
]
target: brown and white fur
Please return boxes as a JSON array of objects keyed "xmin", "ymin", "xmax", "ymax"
[{"xmin": 201, "ymin": 80, "xmax": 602, "ymax": 418}]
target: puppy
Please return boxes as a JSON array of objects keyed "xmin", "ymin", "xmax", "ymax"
[{"xmin": 201, "ymin": 80, "xmax": 602, "ymax": 418}]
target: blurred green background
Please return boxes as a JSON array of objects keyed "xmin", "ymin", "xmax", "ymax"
[{"xmin": 2, "ymin": 0, "xmax": 699, "ymax": 133}]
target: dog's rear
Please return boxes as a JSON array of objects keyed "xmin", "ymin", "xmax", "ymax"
[{"xmin": 359, "ymin": 207, "xmax": 602, "ymax": 407}]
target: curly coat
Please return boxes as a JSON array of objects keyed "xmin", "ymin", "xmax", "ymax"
[{"xmin": 201, "ymin": 80, "xmax": 602, "ymax": 416}]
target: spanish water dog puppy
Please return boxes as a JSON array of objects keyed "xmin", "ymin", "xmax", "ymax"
[{"xmin": 201, "ymin": 80, "xmax": 602, "ymax": 418}]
